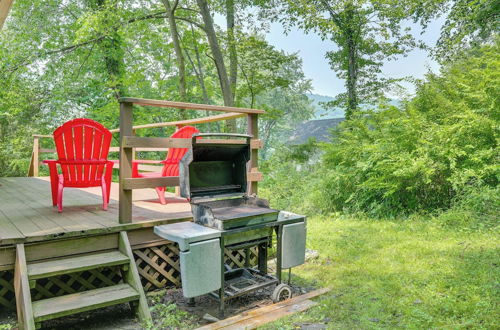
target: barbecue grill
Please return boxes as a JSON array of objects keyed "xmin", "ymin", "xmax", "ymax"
[{"xmin": 154, "ymin": 133, "xmax": 306, "ymax": 315}]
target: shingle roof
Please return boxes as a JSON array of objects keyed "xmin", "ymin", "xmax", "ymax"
[{"xmin": 288, "ymin": 118, "xmax": 345, "ymax": 145}]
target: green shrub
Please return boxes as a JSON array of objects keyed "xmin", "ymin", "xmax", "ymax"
[
  {"xmin": 436, "ymin": 186, "xmax": 500, "ymax": 230},
  {"xmin": 260, "ymin": 139, "xmax": 321, "ymax": 213},
  {"xmin": 312, "ymin": 41, "xmax": 498, "ymax": 217}
]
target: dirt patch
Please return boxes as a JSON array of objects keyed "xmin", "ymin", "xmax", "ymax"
[
  {"xmin": 1, "ymin": 282, "xmax": 314, "ymax": 329},
  {"xmin": 161, "ymin": 282, "xmax": 313, "ymax": 327}
]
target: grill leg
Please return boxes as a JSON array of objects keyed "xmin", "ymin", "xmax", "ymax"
[
  {"xmin": 276, "ymin": 226, "xmax": 283, "ymax": 283},
  {"xmin": 258, "ymin": 240, "xmax": 268, "ymax": 274},
  {"xmin": 219, "ymin": 237, "xmax": 225, "ymax": 318}
]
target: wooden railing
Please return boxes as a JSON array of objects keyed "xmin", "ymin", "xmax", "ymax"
[
  {"xmin": 118, "ymin": 98, "xmax": 264, "ymax": 224},
  {"xmin": 27, "ymin": 111, "xmax": 248, "ymax": 176}
]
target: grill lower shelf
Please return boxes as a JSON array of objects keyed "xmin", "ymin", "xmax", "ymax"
[{"xmin": 210, "ymin": 268, "xmax": 278, "ymax": 301}]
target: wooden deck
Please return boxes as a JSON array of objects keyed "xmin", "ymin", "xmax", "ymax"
[{"xmin": 0, "ymin": 177, "xmax": 192, "ymax": 246}]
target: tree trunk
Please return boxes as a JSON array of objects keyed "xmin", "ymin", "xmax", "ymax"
[
  {"xmin": 225, "ymin": 0, "xmax": 238, "ymax": 131},
  {"xmin": 96, "ymin": 0, "xmax": 125, "ymax": 99},
  {"xmin": 226, "ymin": 0, "xmax": 237, "ymax": 98},
  {"xmin": 344, "ymin": 5, "xmax": 358, "ymax": 120},
  {"xmin": 186, "ymin": 25, "xmax": 210, "ymax": 104},
  {"xmin": 196, "ymin": 0, "xmax": 234, "ymax": 110},
  {"xmin": 162, "ymin": 0, "xmax": 188, "ymax": 119}
]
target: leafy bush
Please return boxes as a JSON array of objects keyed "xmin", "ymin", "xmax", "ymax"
[
  {"xmin": 314, "ymin": 41, "xmax": 499, "ymax": 217},
  {"xmin": 436, "ymin": 186, "xmax": 500, "ymax": 230},
  {"xmin": 260, "ymin": 139, "xmax": 321, "ymax": 213}
]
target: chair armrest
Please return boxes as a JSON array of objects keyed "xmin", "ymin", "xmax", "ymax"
[
  {"xmin": 132, "ymin": 160, "xmax": 163, "ymax": 177},
  {"xmin": 58, "ymin": 160, "xmax": 111, "ymax": 165},
  {"xmin": 132, "ymin": 160, "xmax": 164, "ymax": 164}
]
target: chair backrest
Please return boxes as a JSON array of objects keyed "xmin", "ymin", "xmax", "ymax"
[
  {"xmin": 53, "ymin": 118, "xmax": 112, "ymax": 185},
  {"xmin": 162, "ymin": 126, "xmax": 200, "ymax": 177}
]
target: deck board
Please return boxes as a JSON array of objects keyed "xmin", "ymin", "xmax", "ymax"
[{"xmin": 0, "ymin": 177, "xmax": 192, "ymax": 245}]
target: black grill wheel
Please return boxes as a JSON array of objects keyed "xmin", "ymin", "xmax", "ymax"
[{"xmin": 271, "ymin": 283, "xmax": 293, "ymax": 303}]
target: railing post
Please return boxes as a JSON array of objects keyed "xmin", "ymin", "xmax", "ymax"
[
  {"xmin": 247, "ymin": 113, "xmax": 259, "ymax": 195},
  {"xmin": 27, "ymin": 137, "xmax": 40, "ymax": 177},
  {"xmin": 174, "ymin": 124, "xmax": 183, "ymax": 196},
  {"xmin": 132, "ymin": 129, "xmax": 137, "ymax": 161},
  {"xmin": 119, "ymin": 102, "xmax": 134, "ymax": 224}
]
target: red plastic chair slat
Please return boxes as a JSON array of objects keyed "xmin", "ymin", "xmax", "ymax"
[
  {"xmin": 90, "ymin": 129, "xmax": 104, "ymax": 182},
  {"xmin": 74, "ymin": 125, "xmax": 84, "ymax": 181},
  {"xmin": 83, "ymin": 126, "xmax": 94, "ymax": 181}
]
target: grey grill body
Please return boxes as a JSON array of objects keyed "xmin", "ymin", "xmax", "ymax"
[{"xmin": 154, "ymin": 134, "xmax": 307, "ymax": 315}]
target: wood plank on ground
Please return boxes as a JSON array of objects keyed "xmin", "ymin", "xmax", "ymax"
[{"xmin": 197, "ymin": 287, "xmax": 330, "ymax": 330}]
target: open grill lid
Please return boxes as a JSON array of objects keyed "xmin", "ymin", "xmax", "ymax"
[{"xmin": 179, "ymin": 133, "xmax": 252, "ymax": 200}]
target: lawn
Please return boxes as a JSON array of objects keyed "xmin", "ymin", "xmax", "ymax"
[{"xmin": 264, "ymin": 216, "xmax": 499, "ymax": 329}]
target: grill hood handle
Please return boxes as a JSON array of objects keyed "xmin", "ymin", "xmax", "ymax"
[{"xmin": 191, "ymin": 133, "xmax": 253, "ymax": 144}]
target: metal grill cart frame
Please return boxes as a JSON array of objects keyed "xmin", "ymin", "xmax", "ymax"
[
  {"xmin": 154, "ymin": 133, "xmax": 306, "ymax": 316},
  {"xmin": 213, "ymin": 211, "xmax": 306, "ymax": 315}
]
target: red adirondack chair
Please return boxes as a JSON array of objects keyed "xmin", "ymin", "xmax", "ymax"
[
  {"xmin": 132, "ymin": 126, "xmax": 199, "ymax": 204},
  {"xmin": 44, "ymin": 118, "xmax": 114, "ymax": 212}
]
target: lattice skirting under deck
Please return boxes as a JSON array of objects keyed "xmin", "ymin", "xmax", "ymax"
[{"xmin": 0, "ymin": 243, "xmax": 259, "ymax": 310}]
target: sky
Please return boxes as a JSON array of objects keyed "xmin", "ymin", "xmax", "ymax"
[{"xmin": 264, "ymin": 18, "xmax": 446, "ymax": 98}]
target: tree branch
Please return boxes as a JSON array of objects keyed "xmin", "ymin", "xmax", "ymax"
[
  {"xmin": 174, "ymin": 15, "xmax": 205, "ymax": 30},
  {"xmin": 2, "ymin": 11, "xmax": 168, "ymax": 74},
  {"xmin": 172, "ymin": 0, "xmax": 179, "ymax": 13},
  {"xmin": 320, "ymin": 0, "xmax": 342, "ymax": 26}
]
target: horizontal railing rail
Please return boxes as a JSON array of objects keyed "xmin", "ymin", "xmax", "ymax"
[{"xmin": 28, "ymin": 112, "xmax": 263, "ymax": 177}]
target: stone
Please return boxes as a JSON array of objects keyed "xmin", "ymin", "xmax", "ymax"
[
  {"xmin": 305, "ymin": 249, "xmax": 319, "ymax": 261},
  {"xmin": 202, "ymin": 313, "xmax": 220, "ymax": 323}
]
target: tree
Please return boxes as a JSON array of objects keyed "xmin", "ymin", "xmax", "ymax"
[
  {"xmin": 161, "ymin": 0, "xmax": 188, "ymax": 106},
  {"xmin": 270, "ymin": 0, "xmax": 423, "ymax": 119},
  {"xmin": 417, "ymin": 0, "xmax": 500, "ymax": 61},
  {"xmin": 196, "ymin": 0, "xmax": 233, "ymax": 108}
]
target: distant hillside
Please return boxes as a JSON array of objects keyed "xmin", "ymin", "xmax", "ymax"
[
  {"xmin": 306, "ymin": 93, "xmax": 345, "ymax": 119},
  {"xmin": 307, "ymin": 93, "xmax": 402, "ymax": 119}
]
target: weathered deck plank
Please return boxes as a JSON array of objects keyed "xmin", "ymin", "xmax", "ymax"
[{"xmin": 0, "ymin": 177, "xmax": 192, "ymax": 246}]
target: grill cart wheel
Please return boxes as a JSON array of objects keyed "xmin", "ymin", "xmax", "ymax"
[{"xmin": 272, "ymin": 283, "xmax": 293, "ymax": 303}]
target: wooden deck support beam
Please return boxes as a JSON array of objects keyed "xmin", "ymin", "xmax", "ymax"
[
  {"xmin": 247, "ymin": 113, "xmax": 259, "ymax": 195},
  {"xmin": 118, "ymin": 231, "xmax": 152, "ymax": 323},
  {"xmin": 119, "ymin": 102, "xmax": 134, "ymax": 224},
  {"xmin": 14, "ymin": 244, "xmax": 35, "ymax": 330}
]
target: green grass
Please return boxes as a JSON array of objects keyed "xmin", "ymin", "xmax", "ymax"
[{"xmin": 264, "ymin": 216, "xmax": 499, "ymax": 329}]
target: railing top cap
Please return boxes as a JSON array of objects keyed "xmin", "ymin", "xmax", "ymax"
[{"xmin": 119, "ymin": 97, "xmax": 265, "ymax": 115}]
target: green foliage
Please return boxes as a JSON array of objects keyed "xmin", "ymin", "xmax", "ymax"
[
  {"xmin": 145, "ymin": 298, "xmax": 198, "ymax": 329},
  {"xmin": 261, "ymin": 140, "xmax": 321, "ymax": 211},
  {"xmin": 414, "ymin": 0, "xmax": 500, "ymax": 61},
  {"xmin": 436, "ymin": 186, "xmax": 500, "ymax": 231},
  {"xmin": 263, "ymin": 41, "xmax": 499, "ymax": 219}
]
